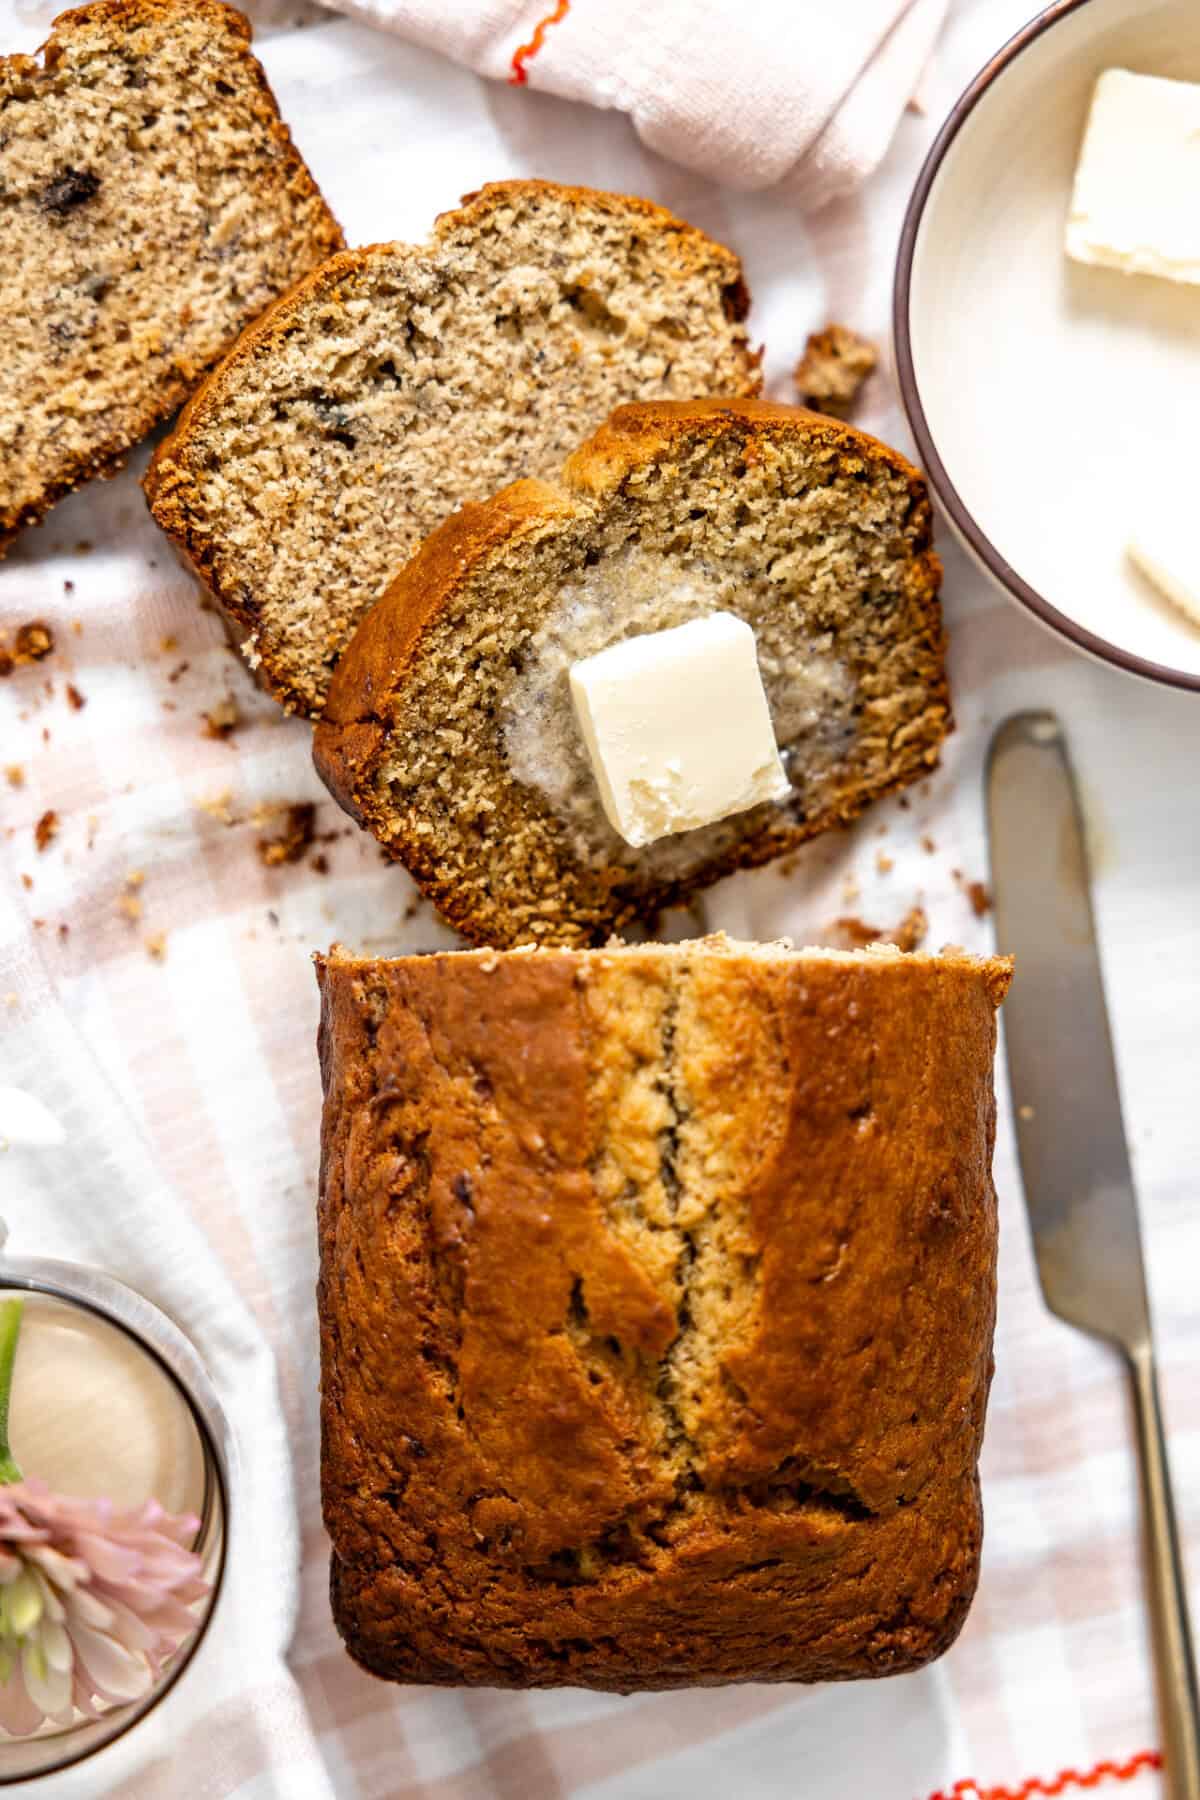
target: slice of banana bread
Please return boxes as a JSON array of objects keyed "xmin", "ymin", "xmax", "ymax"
[
  {"xmin": 314, "ymin": 398, "xmax": 948, "ymax": 948},
  {"xmin": 316, "ymin": 936, "xmax": 1012, "ymax": 1691},
  {"xmin": 144, "ymin": 181, "xmax": 759, "ymax": 717},
  {"xmin": 0, "ymin": 0, "xmax": 342, "ymax": 555}
]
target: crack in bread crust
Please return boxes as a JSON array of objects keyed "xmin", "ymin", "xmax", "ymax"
[{"xmin": 316, "ymin": 939, "xmax": 1010, "ymax": 1690}]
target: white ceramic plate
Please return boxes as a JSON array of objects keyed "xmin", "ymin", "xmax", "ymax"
[{"xmin": 894, "ymin": 0, "xmax": 1200, "ymax": 691}]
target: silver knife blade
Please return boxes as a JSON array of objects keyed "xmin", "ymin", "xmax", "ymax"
[{"xmin": 986, "ymin": 710, "xmax": 1150, "ymax": 1353}]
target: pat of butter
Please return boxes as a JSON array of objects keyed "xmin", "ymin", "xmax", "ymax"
[
  {"xmin": 568, "ymin": 612, "xmax": 790, "ymax": 849},
  {"xmin": 1066, "ymin": 69, "xmax": 1200, "ymax": 285},
  {"xmin": 1128, "ymin": 510, "xmax": 1200, "ymax": 630}
]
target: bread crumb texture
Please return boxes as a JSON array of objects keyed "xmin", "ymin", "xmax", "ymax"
[
  {"xmin": 794, "ymin": 324, "xmax": 877, "ymax": 416},
  {"xmin": 316, "ymin": 937, "xmax": 1011, "ymax": 1691},
  {"xmin": 0, "ymin": 0, "xmax": 342, "ymax": 551},
  {"xmin": 314, "ymin": 398, "xmax": 948, "ymax": 947},
  {"xmin": 145, "ymin": 180, "xmax": 759, "ymax": 716}
]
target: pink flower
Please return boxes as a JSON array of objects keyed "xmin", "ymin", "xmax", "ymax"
[{"xmin": 0, "ymin": 1481, "xmax": 208, "ymax": 1735}]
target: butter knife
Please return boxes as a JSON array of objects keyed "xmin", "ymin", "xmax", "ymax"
[{"xmin": 987, "ymin": 711, "xmax": 1199, "ymax": 1800}]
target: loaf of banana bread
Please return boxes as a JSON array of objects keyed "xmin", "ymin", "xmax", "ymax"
[{"xmin": 316, "ymin": 936, "xmax": 1011, "ymax": 1691}]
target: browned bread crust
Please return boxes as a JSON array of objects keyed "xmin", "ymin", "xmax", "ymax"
[
  {"xmin": 0, "ymin": 0, "xmax": 342, "ymax": 553},
  {"xmin": 314, "ymin": 398, "xmax": 949, "ymax": 948},
  {"xmin": 317, "ymin": 937, "xmax": 1011, "ymax": 1691},
  {"xmin": 143, "ymin": 180, "xmax": 759, "ymax": 716}
]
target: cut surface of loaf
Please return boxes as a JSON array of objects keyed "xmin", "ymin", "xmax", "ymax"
[
  {"xmin": 314, "ymin": 398, "xmax": 948, "ymax": 948},
  {"xmin": 317, "ymin": 936, "xmax": 1012, "ymax": 1691},
  {"xmin": 0, "ymin": 0, "xmax": 342, "ymax": 552},
  {"xmin": 144, "ymin": 180, "xmax": 759, "ymax": 716}
]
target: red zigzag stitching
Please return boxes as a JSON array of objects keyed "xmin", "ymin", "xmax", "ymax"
[
  {"xmin": 926, "ymin": 1748, "xmax": 1162, "ymax": 1800},
  {"xmin": 509, "ymin": 0, "xmax": 571, "ymax": 85}
]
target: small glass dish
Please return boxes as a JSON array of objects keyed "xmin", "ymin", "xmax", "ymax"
[{"xmin": 0, "ymin": 1248, "xmax": 230, "ymax": 1784}]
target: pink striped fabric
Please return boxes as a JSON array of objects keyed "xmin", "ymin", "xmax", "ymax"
[{"xmin": 1, "ymin": 0, "xmax": 1197, "ymax": 1794}]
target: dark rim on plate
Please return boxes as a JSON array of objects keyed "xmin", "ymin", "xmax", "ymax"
[{"xmin": 892, "ymin": 0, "xmax": 1200, "ymax": 695}]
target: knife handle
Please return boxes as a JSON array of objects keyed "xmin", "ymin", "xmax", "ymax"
[{"xmin": 1129, "ymin": 1343, "xmax": 1200, "ymax": 1799}]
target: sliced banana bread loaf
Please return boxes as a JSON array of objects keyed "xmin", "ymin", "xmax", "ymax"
[
  {"xmin": 317, "ymin": 936, "xmax": 1012, "ymax": 1691},
  {"xmin": 144, "ymin": 180, "xmax": 759, "ymax": 716},
  {"xmin": 0, "ymin": 0, "xmax": 342, "ymax": 553},
  {"xmin": 314, "ymin": 398, "xmax": 948, "ymax": 948}
]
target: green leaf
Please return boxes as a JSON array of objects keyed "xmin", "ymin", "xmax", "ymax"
[
  {"xmin": 5, "ymin": 1572, "xmax": 42, "ymax": 1639},
  {"xmin": 0, "ymin": 1301, "xmax": 23, "ymax": 1484}
]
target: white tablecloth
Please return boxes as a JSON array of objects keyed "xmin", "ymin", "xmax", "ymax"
[{"xmin": 1, "ymin": 1, "xmax": 1197, "ymax": 1794}]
